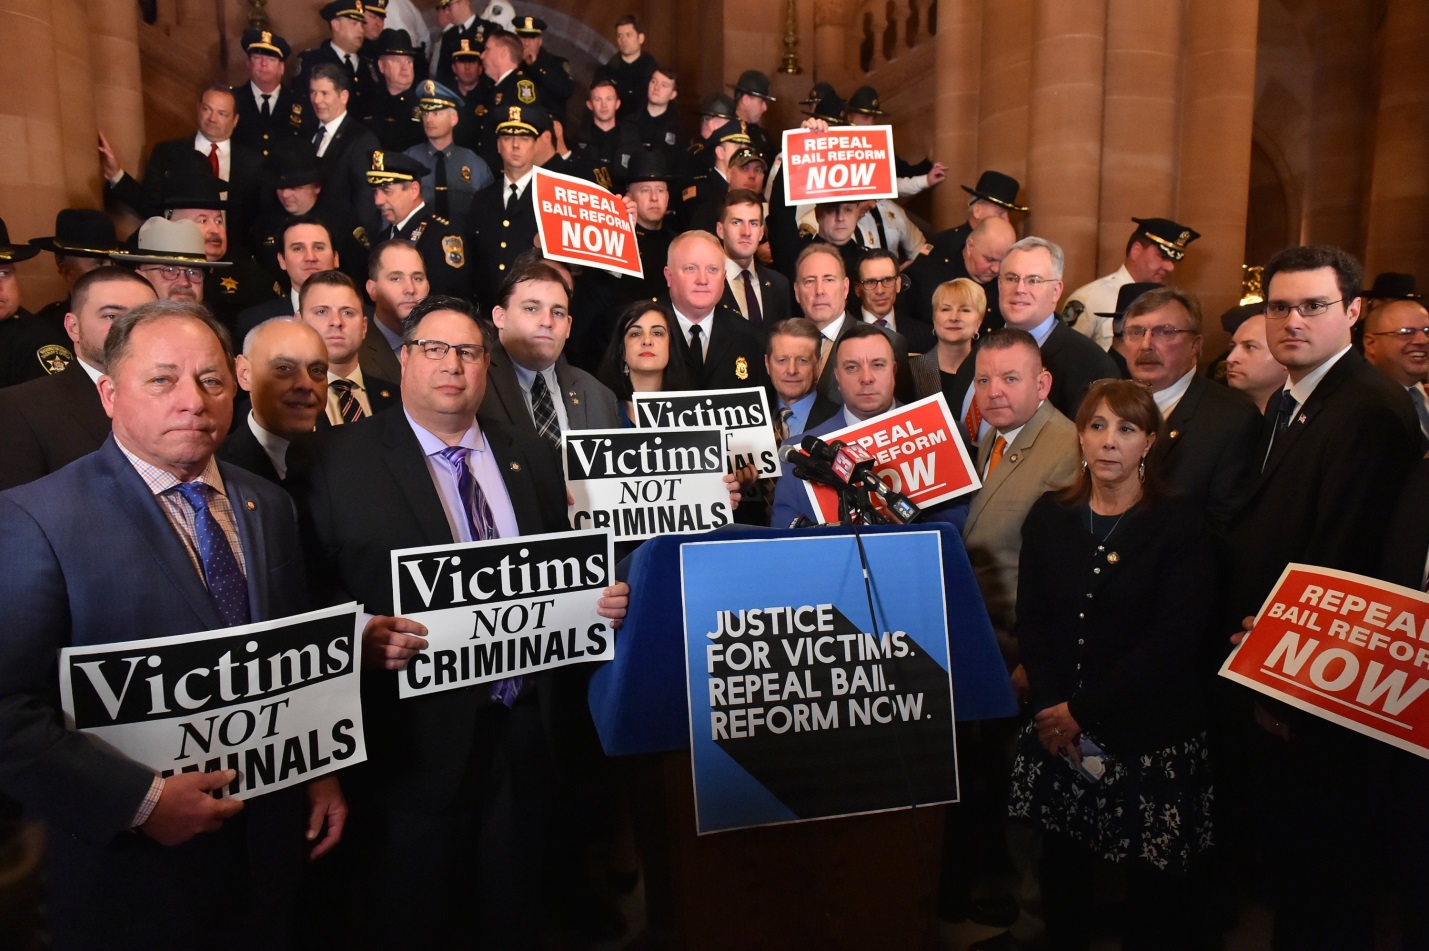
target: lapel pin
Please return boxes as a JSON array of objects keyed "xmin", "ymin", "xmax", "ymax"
[
  {"xmin": 380, "ymin": 389, "xmax": 392, "ymax": 399},
  {"xmin": 1298, "ymin": 414, "xmax": 1307, "ymax": 424},
  {"xmin": 510, "ymin": 461, "xmax": 522, "ymax": 471},
  {"xmin": 1169, "ymin": 429, "xmax": 1180, "ymax": 439},
  {"xmin": 1107, "ymin": 552, "xmax": 1120, "ymax": 564},
  {"xmin": 1008, "ymin": 453, "xmax": 1019, "ymax": 463},
  {"xmin": 246, "ymin": 500, "xmax": 256, "ymax": 510}
]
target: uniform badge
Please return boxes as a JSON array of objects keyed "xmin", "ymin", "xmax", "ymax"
[
  {"xmin": 735, "ymin": 356, "xmax": 749, "ymax": 381},
  {"xmin": 665, "ymin": 132, "xmax": 677, "ymax": 145},
  {"xmin": 354, "ymin": 226, "xmax": 370, "ymax": 248},
  {"xmin": 475, "ymin": 105, "xmax": 487, "ymax": 116},
  {"xmin": 220, "ymin": 276, "xmax": 239, "ymax": 293},
  {"xmin": 461, "ymin": 165, "xmax": 471, "ymax": 182},
  {"xmin": 494, "ymin": 93, "xmax": 503, "ymax": 106},
  {"xmin": 372, "ymin": 150, "xmax": 385, "ymax": 170},
  {"xmin": 37, "ymin": 344, "xmax": 72, "ymax": 376},
  {"xmin": 517, "ymin": 80, "xmax": 537, "ymax": 104},
  {"xmin": 442, "ymin": 236, "xmax": 465, "ymax": 268}
]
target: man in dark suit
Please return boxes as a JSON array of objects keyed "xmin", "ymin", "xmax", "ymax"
[
  {"xmin": 0, "ymin": 300, "xmax": 342, "ymax": 949},
  {"xmin": 298, "ymin": 64, "xmax": 383, "ymax": 239},
  {"xmin": 292, "ymin": 0, "xmax": 376, "ymax": 119},
  {"xmin": 235, "ymin": 213, "xmax": 342, "ymax": 343},
  {"xmin": 232, "ymin": 28, "xmax": 302, "ymax": 159},
  {"xmin": 297, "ymin": 270, "xmax": 399, "ymax": 426},
  {"xmin": 902, "ymin": 215, "xmax": 1015, "ymax": 330},
  {"xmin": 998, "ymin": 237, "xmax": 1117, "ymax": 423},
  {"xmin": 478, "ymin": 258, "xmax": 620, "ymax": 450},
  {"xmin": 663, "ymin": 230, "xmax": 770, "ymax": 391},
  {"xmin": 718, "ymin": 188, "xmax": 792, "ymax": 333},
  {"xmin": 222, "ymin": 317, "xmax": 329, "ymax": 483},
  {"xmin": 1123, "ymin": 286, "xmax": 1260, "ymax": 531},
  {"xmin": 290, "ymin": 293, "xmax": 629, "ymax": 948},
  {"xmin": 1228, "ymin": 246, "xmax": 1422, "ymax": 951},
  {"xmin": 855, "ymin": 248, "xmax": 934, "ymax": 353},
  {"xmin": 0, "ymin": 266, "xmax": 156, "ymax": 490},
  {"xmin": 362, "ymin": 238, "xmax": 427, "ymax": 382},
  {"xmin": 468, "ymin": 30, "xmax": 543, "ymax": 173}
]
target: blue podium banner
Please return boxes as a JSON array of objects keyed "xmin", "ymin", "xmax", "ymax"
[{"xmin": 681, "ymin": 532, "xmax": 959, "ymax": 833}]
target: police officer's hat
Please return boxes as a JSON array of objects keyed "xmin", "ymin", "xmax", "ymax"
[
  {"xmin": 452, "ymin": 39, "xmax": 482, "ymax": 61},
  {"xmin": 699, "ymin": 94, "xmax": 738, "ymax": 121},
  {"xmin": 320, "ymin": 1, "xmax": 366, "ymax": 23},
  {"xmin": 114, "ymin": 218, "xmax": 231, "ymax": 268},
  {"xmin": 416, "ymin": 79, "xmax": 465, "ymax": 111},
  {"xmin": 844, "ymin": 85, "xmax": 885, "ymax": 116},
  {"xmin": 240, "ymin": 28, "xmax": 292, "ymax": 60},
  {"xmin": 366, "ymin": 151, "xmax": 427, "ymax": 186},
  {"xmin": 375, "ymin": 28, "xmax": 417, "ymax": 58},
  {"xmin": 1130, "ymin": 217, "xmax": 1200, "ymax": 261},
  {"xmin": 513, "ymin": 16, "xmax": 547, "ymax": 37},
  {"xmin": 0, "ymin": 217, "xmax": 41, "ymax": 264},
  {"xmin": 1096, "ymin": 281, "xmax": 1162, "ymax": 337},
  {"xmin": 800, "ymin": 81, "xmax": 837, "ymax": 106},
  {"xmin": 272, "ymin": 154, "xmax": 326, "ymax": 189},
  {"xmin": 961, "ymin": 170, "xmax": 1028, "ymax": 213},
  {"xmin": 29, "ymin": 209, "xmax": 122, "ymax": 259},
  {"xmin": 1364, "ymin": 272, "xmax": 1421, "ymax": 301},
  {"xmin": 805, "ymin": 92, "xmax": 847, "ymax": 125},
  {"xmin": 622, "ymin": 148, "xmax": 678, "ymax": 188},
  {"xmin": 730, "ymin": 69, "xmax": 776, "ymax": 102},
  {"xmin": 728, "ymin": 146, "xmax": 767, "ymax": 171},
  {"xmin": 161, "ymin": 172, "xmax": 227, "ymax": 212},
  {"xmin": 495, "ymin": 104, "xmax": 552, "ymax": 138},
  {"xmin": 711, "ymin": 119, "xmax": 751, "ymax": 147},
  {"xmin": 365, "ymin": 0, "xmax": 387, "ymax": 14}
]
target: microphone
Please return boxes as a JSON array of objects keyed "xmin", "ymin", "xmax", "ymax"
[
  {"xmin": 831, "ymin": 441, "xmax": 924, "ymax": 524},
  {"xmin": 800, "ymin": 434, "xmax": 839, "ymax": 463}
]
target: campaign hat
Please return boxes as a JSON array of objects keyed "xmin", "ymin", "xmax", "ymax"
[
  {"xmin": 960, "ymin": 170, "xmax": 1028, "ymax": 213},
  {"xmin": 28, "ymin": 209, "xmax": 122, "ymax": 259}
]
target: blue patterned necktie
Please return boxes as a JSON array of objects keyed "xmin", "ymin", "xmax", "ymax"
[{"xmin": 173, "ymin": 482, "xmax": 251, "ymax": 627}]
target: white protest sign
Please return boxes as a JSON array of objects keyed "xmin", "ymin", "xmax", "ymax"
[{"xmin": 631, "ymin": 387, "xmax": 779, "ymax": 477}]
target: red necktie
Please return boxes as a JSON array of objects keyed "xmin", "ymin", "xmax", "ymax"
[{"xmin": 208, "ymin": 142, "xmax": 220, "ymax": 177}]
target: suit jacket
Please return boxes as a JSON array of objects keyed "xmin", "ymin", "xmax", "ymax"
[
  {"xmin": 719, "ymin": 261, "xmax": 792, "ymax": 333},
  {"xmin": 1228, "ymin": 348, "xmax": 1422, "ymax": 623},
  {"xmin": 1152, "ymin": 376, "xmax": 1261, "ymax": 532},
  {"xmin": 0, "ymin": 438, "xmax": 308, "ymax": 949},
  {"xmin": 815, "ymin": 315, "xmax": 915, "ymax": 406},
  {"xmin": 292, "ymin": 410, "xmax": 568, "ymax": 808},
  {"xmin": 359, "ymin": 327, "xmax": 404, "ymax": 384},
  {"xmin": 0, "ymin": 362, "xmax": 109, "ymax": 490},
  {"xmin": 1382, "ymin": 455, "xmax": 1429, "ymax": 590},
  {"xmin": 961, "ymin": 400, "xmax": 1080, "ymax": 666},
  {"xmin": 1040, "ymin": 320, "xmax": 1119, "ymax": 420},
  {"xmin": 667, "ymin": 304, "xmax": 773, "ymax": 391},
  {"xmin": 309, "ymin": 116, "xmax": 383, "ymax": 237},
  {"xmin": 477, "ymin": 344, "xmax": 621, "ymax": 443},
  {"xmin": 107, "ymin": 136, "xmax": 264, "ymax": 239},
  {"xmin": 217, "ymin": 412, "xmax": 283, "ymax": 485}
]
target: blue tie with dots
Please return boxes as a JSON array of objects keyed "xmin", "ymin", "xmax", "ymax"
[{"xmin": 173, "ymin": 482, "xmax": 251, "ymax": 627}]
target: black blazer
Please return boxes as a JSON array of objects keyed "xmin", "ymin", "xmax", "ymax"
[
  {"xmin": 1017, "ymin": 494, "xmax": 1216, "ymax": 753},
  {"xmin": 815, "ymin": 316, "xmax": 915, "ymax": 406},
  {"xmin": 107, "ymin": 137, "xmax": 264, "ymax": 238},
  {"xmin": 666, "ymin": 303, "xmax": 772, "ymax": 391},
  {"xmin": 1382, "ymin": 456, "xmax": 1429, "ymax": 590},
  {"xmin": 0, "ymin": 362, "xmax": 109, "ymax": 490},
  {"xmin": 217, "ymin": 413, "xmax": 283, "ymax": 485},
  {"xmin": 1152, "ymin": 376, "xmax": 1262, "ymax": 532},
  {"xmin": 719, "ymin": 261, "xmax": 793, "ymax": 333},
  {"xmin": 1228, "ymin": 349, "xmax": 1423, "ymax": 623},
  {"xmin": 466, "ymin": 180, "xmax": 539, "ymax": 308},
  {"xmin": 308, "ymin": 116, "xmax": 383, "ymax": 237},
  {"xmin": 1040, "ymin": 320, "xmax": 1119, "ymax": 420},
  {"xmin": 291, "ymin": 410, "xmax": 568, "ymax": 807}
]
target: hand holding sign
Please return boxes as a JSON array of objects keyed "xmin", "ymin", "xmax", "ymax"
[
  {"xmin": 533, "ymin": 166, "xmax": 643, "ymax": 278},
  {"xmin": 782, "ymin": 125, "xmax": 898, "ymax": 205},
  {"xmin": 139, "ymin": 769, "xmax": 244, "ymax": 846}
]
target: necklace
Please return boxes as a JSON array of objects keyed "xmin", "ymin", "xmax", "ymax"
[{"xmin": 1087, "ymin": 504, "xmax": 1129, "ymax": 564}]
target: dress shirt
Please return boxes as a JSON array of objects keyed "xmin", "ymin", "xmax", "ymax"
[
  {"xmin": 248, "ymin": 80, "xmax": 279, "ymax": 112},
  {"xmin": 325, "ymin": 365, "xmax": 375, "ymax": 424},
  {"xmin": 511, "ymin": 362, "xmax": 571, "ymax": 433},
  {"xmin": 1026, "ymin": 313, "xmax": 1058, "ymax": 347},
  {"xmin": 247, "ymin": 411, "xmax": 293, "ymax": 479},
  {"xmin": 674, "ymin": 306, "xmax": 715, "ymax": 352},
  {"xmin": 192, "ymin": 134, "xmax": 232, "ymax": 181},
  {"xmin": 407, "ymin": 410, "xmax": 520, "ymax": 541},
  {"xmin": 287, "ymin": 288, "xmax": 300, "ymax": 314},
  {"xmin": 1410, "ymin": 382, "xmax": 1429, "ymax": 442},
  {"xmin": 375, "ymin": 318, "xmax": 405, "ymax": 353},
  {"xmin": 725, "ymin": 258, "xmax": 763, "ymax": 321},
  {"xmin": 842, "ymin": 401, "xmax": 896, "ymax": 427},
  {"xmin": 315, "ymin": 112, "xmax": 348, "ymax": 158},
  {"xmin": 820, "ymin": 314, "xmax": 847, "ymax": 347},
  {"xmin": 861, "ymin": 306, "xmax": 897, "ymax": 332},
  {"xmin": 78, "ymin": 358, "xmax": 103, "ymax": 384},
  {"xmin": 329, "ymin": 41, "xmax": 356, "ymax": 70},
  {"xmin": 780, "ymin": 390, "xmax": 819, "ymax": 438},
  {"xmin": 1287, "ymin": 344, "xmax": 1353, "ymax": 408},
  {"xmin": 502, "ymin": 169, "xmax": 535, "ymax": 206},
  {"xmin": 390, "ymin": 202, "xmax": 426, "ymax": 238},
  {"xmin": 1151, "ymin": 368, "xmax": 1196, "ymax": 417}
]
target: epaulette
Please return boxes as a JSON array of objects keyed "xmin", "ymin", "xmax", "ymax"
[{"xmin": 433, "ymin": 215, "xmax": 450, "ymax": 226}]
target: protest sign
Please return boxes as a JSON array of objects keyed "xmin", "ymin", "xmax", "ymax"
[
  {"xmin": 59, "ymin": 603, "xmax": 365, "ymax": 800},
  {"xmin": 532, "ymin": 165, "xmax": 642, "ymax": 278},
  {"xmin": 781, "ymin": 125, "xmax": 898, "ymax": 205},
  {"xmin": 1221, "ymin": 564, "xmax": 1429, "ymax": 759},
  {"xmin": 682, "ymin": 532, "xmax": 957, "ymax": 833},
  {"xmin": 801, "ymin": 393, "xmax": 979, "ymax": 524},
  {"xmin": 632, "ymin": 387, "xmax": 779, "ymax": 477},
  {"xmin": 392, "ymin": 530, "xmax": 616, "ymax": 699},
  {"xmin": 566, "ymin": 426, "xmax": 732, "ymax": 541}
]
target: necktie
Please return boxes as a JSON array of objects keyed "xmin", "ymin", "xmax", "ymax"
[
  {"xmin": 329, "ymin": 379, "xmax": 366, "ymax": 423},
  {"xmin": 1263, "ymin": 390, "xmax": 1298, "ymax": 472},
  {"xmin": 1413, "ymin": 385, "xmax": 1429, "ymax": 441},
  {"xmin": 740, "ymin": 269, "xmax": 762, "ymax": 324},
  {"xmin": 343, "ymin": 54, "xmax": 354, "ymax": 74},
  {"xmin": 312, "ymin": 125, "xmax": 327, "ymax": 156},
  {"xmin": 172, "ymin": 483, "xmax": 251, "ymax": 627},
  {"xmin": 208, "ymin": 142, "xmax": 220, "ymax": 177},
  {"xmin": 260, "ymin": 94, "xmax": 271, "ymax": 118},
  {"xmin": 963, "ymin": 397, "xmax": 983, "ymax": 442},
  {"xmin": 687, "ymin": 323, "xmax": 706, "ymax": 377},
  {"xmin": 775, "ymin": 406, "xmax": 793, "ymax": 443},
  {"xmin": 875, "ymin": 317, "xmax": 889, "ymax": 329},
  {"xmin": 530, "ymin": 371, "xmax": 561, "ymax": 449},
  {"xmin": 507, "ymin": 182, "xmax": 519, "ymax": 209},
  {"xmin": 434, "ymin": 150, "xmax": 450, "ymax": 217},
  {"xmin": 986, "ymin": 435, "xmax": 1008, "ymax": 476}
]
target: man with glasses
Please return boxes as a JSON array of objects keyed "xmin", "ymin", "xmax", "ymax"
[
  {"xmin": 855, "ymin": 249, "xmax": 932, "ymax": 352},
  {"xmin": 1065, "ymin": 217, "xmax": 1200, "ymax": 351},
  {"xmin": 1363, "ymin": 296, "xmax": 1429, "ymax": 441},
  {"xmin": 120, "ymin": 217, "xmax": 230, "ymax": 304},
  {"xmin": 996, "ymin": 236, "xmax": 1116, "ymax": 421},
  {"xmin": 1226, "ymin": 245, "xmax": 1422, "ymax": 951},
  {"xmin": 1123, "ymin": 286, "xmax": 1260, "ymax": 531}
]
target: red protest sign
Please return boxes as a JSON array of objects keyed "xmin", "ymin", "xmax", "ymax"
[
  {"xmin": 532, "ymin": 166, "xmax": 643, "ymax": 278},
  {"xmin": 781, "ymin": 125, "xmax": 898, "ymax": 205},
  {"xmin": 1220, "ymin": 564, "xmax": 1429, "ymax": 759},
  {"xmin": 801, "ymin": 393, "xmax": 980, "ymax": 524}
]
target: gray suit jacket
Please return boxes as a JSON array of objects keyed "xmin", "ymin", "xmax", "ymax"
[
  {"xmin": 477, "ymin": 341, "xmax": 621, "ymax": 439},
  {"xmin": 360, "ymin": 327, "xmax": 404, "ymax": 385},
  {"xmin": 961, "ymin": 400, "xmax": 1080, "ymax": 666}
]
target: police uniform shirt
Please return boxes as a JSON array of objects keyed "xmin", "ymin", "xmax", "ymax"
[
  {"xmin": 365, "ymin": 87, "xmax": 426, "ymax": 152},
  {"xmin": 1066, "ymin": 264, "xmax": 1133, "ymax": 352},
  {"xmin": 404, "ymin": 142, "xmax": 493, "ymax": 219},
  {"xmin": 528, "ymin": 48, "xmax": 573, "ymax": 117},
  {"xmin": 387, "ymin": 202, "xmax": 469, "ymax": 298},
  {"xmin": 858, "ymin": 200, "xmax": 925, "ymax": 262},
  {"xmin": 512, "ymin": 363, "xmax": 571, "ymax": 433},
  {"xmin": 501, "ymin": 169, "xmax": 534, "ymax": 207}
]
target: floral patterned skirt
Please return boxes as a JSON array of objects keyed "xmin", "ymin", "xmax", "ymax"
[{"xmin": 1006, "ymin": 723, "xmax": 1214, "ymax": 874}]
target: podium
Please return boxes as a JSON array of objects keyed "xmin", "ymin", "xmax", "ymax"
[{"xmin": 589, "ymin": 523, "xmax": 1015, "ymax": 949}]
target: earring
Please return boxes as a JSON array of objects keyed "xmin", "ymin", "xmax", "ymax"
[
  {"xmin": 971, "ymin": 330, "xmax": 980, "ymax": 342},
  {"xmin": 1080, "ymin": 459, "xmax": 1088, "ymax": 471},
  {"xmin": 1138, "ymin": 458, "xmax": 1146, "ymax": 482},
  {"xmin": 622, "ymin": 361, "xmax": 630, "ymax": 378}
]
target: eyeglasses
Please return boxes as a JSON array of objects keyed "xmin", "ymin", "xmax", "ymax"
[
  {"xmin": 1124, "ymin": 325, "xmax": 1197, "ymax": 342},
  {"xmin": 1365, "ymin": 326, "xmax": 1429, "ymax": 339},
  {"xmin": 1265, "ymin": 299, "xmax": 1344, "ymax": 320},
  {"xmin": 999, "ymin": 273, "xmax": 1054, "ymax": 288},
  {"xmin": 408, "ymin": 339, "xmax": 487, "ymax": 363},
  {"xmin": 140, "ymin": 265, "xmax": 204, "ymax": 283},
  {"xmin": 858, "ymin": 276, "xmax": 898, "ymax": 289}
]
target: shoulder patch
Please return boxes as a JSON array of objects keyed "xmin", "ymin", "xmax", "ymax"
[
  {"xmin": 517, "ymin": 79, "xmax": 537, "ymax": 104},
  {"xmin": 37, "ymin": 344, "xmax": 72, "ymax": 376}
]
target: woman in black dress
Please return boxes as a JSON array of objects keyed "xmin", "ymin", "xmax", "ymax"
[{"xmin": 1008, "ymin": 379, "xmax": 1216, "ymax": 950}]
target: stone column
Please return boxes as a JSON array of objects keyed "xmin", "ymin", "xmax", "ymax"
[
  {"xmin": 1299, "ymin": 0, "xmax": 1372, "ymax": 252},
  {"xmin": 1025, "ymin": 0, "xmax": 1107, "ymax": 289},
  {"xmin": 1364, "ymin": 0, "xmax": 1429, "ymax": 279},
  {"xmin": 87, "ymin": 0, "xmax": 145, "ymax": 199},
  {"xmin": 976, "ymin": 0, "xmax": 1033, "ymax": 203},
  {"xmin": 813, "ymin": 0, "xmax": 853, "ymax": 93},
  {"xmin": 931, "ymin": 0, "xmax": 982, "ymax": 227},
  {"xmin": 1176, "ymin": 0, "xmax": 1259, "ymax": 358}
]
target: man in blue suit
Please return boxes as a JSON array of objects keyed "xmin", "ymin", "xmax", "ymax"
[{"xmin": 0, "ymin": 301, "xmax": 343, "ymax": 949}]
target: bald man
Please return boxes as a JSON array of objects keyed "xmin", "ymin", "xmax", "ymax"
[
  {"xmin": 1363, "ymin": 298, "xmax": 1429, "ymax": 442},
  {"xmin": 220, "ymin": 317, "xmax": 329, "ymax": 482},
  {"xmin": 902, "ymin": 216, "xmax": 1016, "ymax": 329}
]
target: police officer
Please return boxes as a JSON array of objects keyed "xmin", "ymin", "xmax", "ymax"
[
  {"xmin": 0, "ymin": 217, "xmax": 73, "ymax": 388},
  {"xmin": 252, "ymin": 153, "xmax": 371, "ymax": 287},
  {"xmin": 405, "ymin": 79, "xmax": 493, "ymax": 220},
  {"xmin": 513, "ymin": 16, "xmax": 573, "ymax": 124},
  {"xmin": 232, "ymin": 29, "xmax": 301, "ymax": 158},
  {"xmin": 1065, "ymin": 217, "xmax": 1201, "ymax": 350},
  {"xmin": 433, "ymin": 0, "xmax": 497, "ymax": 89},
  {"xmin": 465, "ymin": 104, "xmax": 548, "ymax": 307},
  {"xmin": 470, "ymin": 30, "xmax": 542, "ymax": 175},
  {"xmin": 367, "ymin": 150, "xmax": 470, "ymax": 298},
  {"xmin": 362, "ymin": 28, "xmax": 425, "ymax": 151},
  {"xmin": 729, "ymin": 69, "xmax": 777, "ymax": 165},
  {"xmin": 292, "ymin": 1, "xmax": 377, "ymax": 120},
  {"xmin": 681, "ymin": 119, "xmax": 751, "ymax": 232}
]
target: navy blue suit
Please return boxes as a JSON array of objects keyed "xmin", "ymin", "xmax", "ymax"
[{"xmin": 0, "ymin": 437, "xmax": 310, "ymax": 949}]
